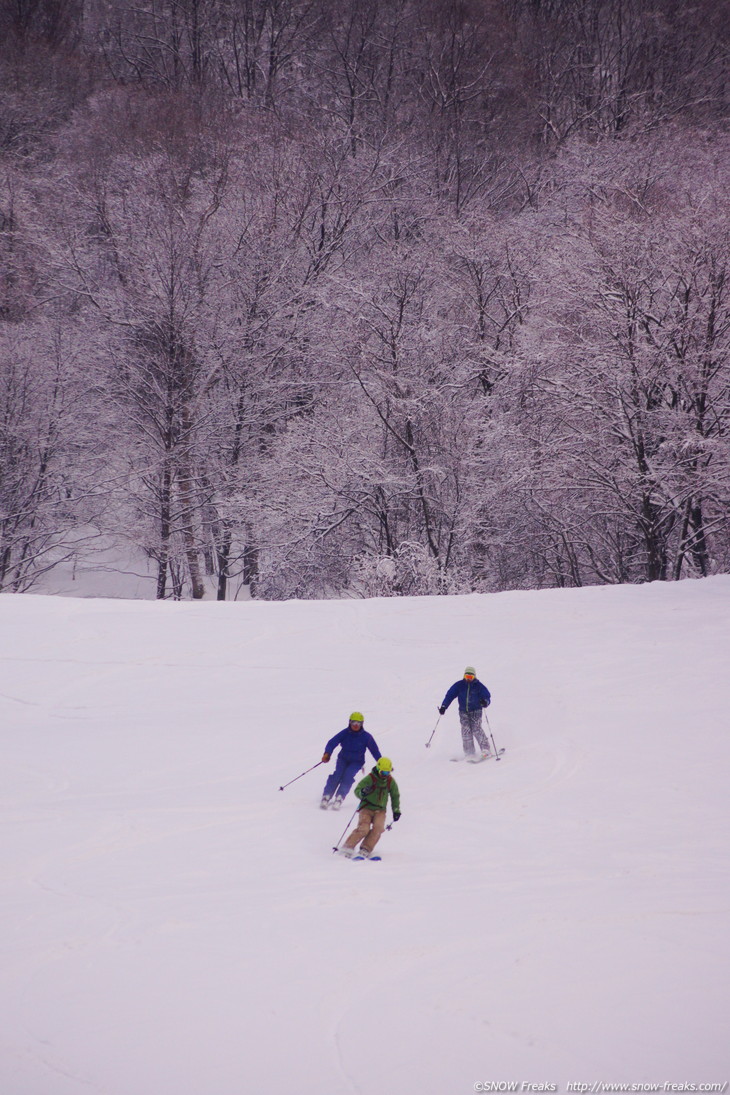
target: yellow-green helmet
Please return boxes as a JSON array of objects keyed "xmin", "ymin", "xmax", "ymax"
[
  {"xmin": 376, "ymin": 757, "xmax": 393, "ymax": 773},
  {"xmin": 349, "ymin": 711, "xmax": 364, "ymax": 723}
]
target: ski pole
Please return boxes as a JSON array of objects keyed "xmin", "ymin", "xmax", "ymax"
[
  {"xmin": 332, "ymin": 808, "xmax": 359, "ymax": 853},
  {"xmin": 484, "ymin": 713, "xmax": 502, "ymax": 761},
  {"xmin": 278, "ymin": 760, "xmax": 324, "ymax": 791},
  {"xmin": 425, "ymin": 713, "xmax": 442, "ymax": 748}
]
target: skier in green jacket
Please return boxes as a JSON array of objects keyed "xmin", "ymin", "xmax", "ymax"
[{"xmin": 340, "ymin": 757, "xmax": 401, "ymax": 859}]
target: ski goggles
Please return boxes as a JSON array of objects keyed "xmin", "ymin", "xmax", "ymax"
[
  {"xmin": 349, "ymin": 720, "xmax": 363, "ymax": 726},
  {"xmin": 464, "ymin": 674, "xmax": 475, "ymax": 681}
]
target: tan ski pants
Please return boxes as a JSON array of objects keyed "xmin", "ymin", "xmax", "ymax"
[{"xmin": 343, "ymin": 807, "xmax": 387, "ymax": 854}]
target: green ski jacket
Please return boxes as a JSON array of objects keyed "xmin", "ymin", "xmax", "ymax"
[{"xmin": 354, "ymin": 768, "xmax": 400, "ymax": 814}]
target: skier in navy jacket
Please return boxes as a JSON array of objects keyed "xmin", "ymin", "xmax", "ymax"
[
  {"xmin": 320, "ymin": 712, "xmax": 381, "ymax": 809},
  {"xmin": 439, "ymin": 666, "xmax": 492, "ymax": 759}
]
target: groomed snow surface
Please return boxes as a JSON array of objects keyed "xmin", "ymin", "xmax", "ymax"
[{"xmin": 2, "ymin": 578, "xmax": 729, "ymax": 1095}]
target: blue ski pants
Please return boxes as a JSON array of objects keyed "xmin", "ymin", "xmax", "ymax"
[{"xmin": 323, "ymin": 755, "xmax": 363, "ymax": 800}]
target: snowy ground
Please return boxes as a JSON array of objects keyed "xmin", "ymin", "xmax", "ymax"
[{"xmin": 2, "ymin": 578, "xmax": 729, "ymax": 1095}]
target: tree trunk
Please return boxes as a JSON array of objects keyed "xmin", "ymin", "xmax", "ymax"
[{"xmin": 156, "ymin": 460, "xmax": 173, "ymax": 599}]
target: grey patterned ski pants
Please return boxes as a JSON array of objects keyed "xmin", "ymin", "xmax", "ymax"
[{"xmin": 459, "ymin": 708, "xmax": 490, "ymax": 755}]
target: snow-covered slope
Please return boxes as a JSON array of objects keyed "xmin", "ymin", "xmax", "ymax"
[{"xmin": 2, "ymin": 578, "xmax": 729, "ymax": 1094}]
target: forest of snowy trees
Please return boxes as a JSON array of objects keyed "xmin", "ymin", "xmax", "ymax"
[{"xmin": 1, "ymin": 0, "xmax": 728, "ymax": 599}]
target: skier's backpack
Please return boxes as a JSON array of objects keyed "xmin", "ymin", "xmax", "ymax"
[{"xmin": 364, "ymin": 772, "xmax": 391, "ymax": 797}]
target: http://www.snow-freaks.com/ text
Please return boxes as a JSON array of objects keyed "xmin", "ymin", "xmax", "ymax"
[{"xmin": 473, "ymin": 1083, "xmax": 728, "ymax": 1094}]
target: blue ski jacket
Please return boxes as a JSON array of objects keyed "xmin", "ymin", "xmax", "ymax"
[
  {"xmin": 324, "ymin": 727, "xmax": 381, "ymax": 766},
  {"xmin": 441, "ymin": 677, "xmax": 491, "ymax": 713}
]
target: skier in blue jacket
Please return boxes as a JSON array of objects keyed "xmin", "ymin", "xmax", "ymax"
[
  {"xmin": 320, "ymin": 712, "xmax": 381, "ymax": 809},
  {"xmin": 439, "ymin": 666, "xmax": 492, "ymax": 759}
]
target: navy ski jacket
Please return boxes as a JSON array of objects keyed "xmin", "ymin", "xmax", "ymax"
[
  {"xmin": 441, "ymin": 677, "xmax": 491, "ymax": 713},
  {"xmin": 324, "ymin": 727, "xmax": 381, "ymax": 766}
]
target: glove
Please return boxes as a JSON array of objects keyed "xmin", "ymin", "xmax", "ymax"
[
  {"xmin": 393, "ymin": 811, "xmax": 401, "ymax": 822},
  {"xmin": 438, "ymin": 705, "xmax": 446, "ymax": 715},
  {"xmin": 480, "ymin": 698, "xmax": 490, "ymax": 708},
  {"xmin": 321, "ymin": 753, "xmax": 330, "ymax": 762}
]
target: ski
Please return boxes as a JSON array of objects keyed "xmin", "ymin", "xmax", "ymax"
[
  {"xmin": 353, "ymin": 855, "xmax": 381, "ymax": 861},
  {"xmin": 468, "ymin": 748, "xmax": 505, "ymax": 764}
]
